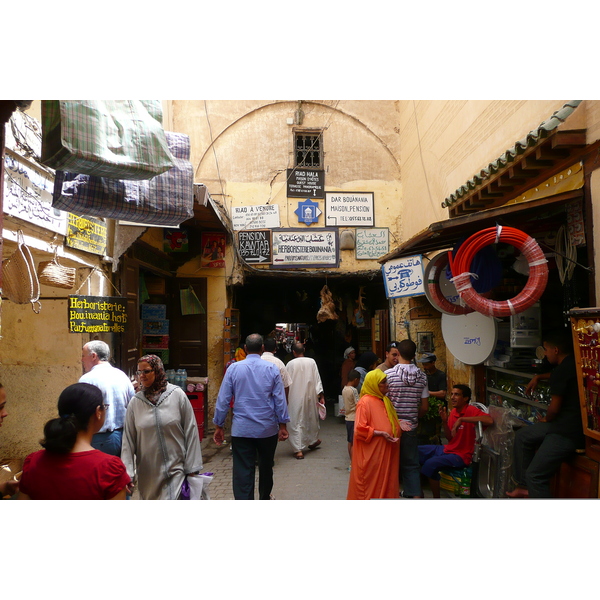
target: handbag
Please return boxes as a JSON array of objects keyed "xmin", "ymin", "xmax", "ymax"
[
  {"xmin": 2, "ymin": 230, "xmax": 41, "ymax": 313},
  {"xmin": 41, "ymin": 100, "xmax": 175, "ymax": 179},
  {"xmin": 37, "ymin": 249, "xmax": 76, "ymax": 289}
]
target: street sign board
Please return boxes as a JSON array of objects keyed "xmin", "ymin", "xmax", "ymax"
[
  {"xmin": 237, "ymin": 229, "xmax": 272, "ymax": 264},
  {"xmin": 286, "ymin": 168, "xmax": 325, "ymax": 198}
]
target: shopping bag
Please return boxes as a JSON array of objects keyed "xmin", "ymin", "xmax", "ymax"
[{"xmin": 41, "ymin": 100, "xmax": 175, "ymax": 179}]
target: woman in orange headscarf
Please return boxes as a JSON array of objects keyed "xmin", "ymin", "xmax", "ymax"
[{"xmin": 347, "ymin": 369, "xmax": 409, "ymax": 500}]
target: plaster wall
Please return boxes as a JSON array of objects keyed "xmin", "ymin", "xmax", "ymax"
[{"xmin": 0, "ymin": 300, "xmax": 83, "ymax": 460}]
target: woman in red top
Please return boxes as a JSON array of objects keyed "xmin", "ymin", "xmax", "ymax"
[{"xmin": 18, "ymin": 383, "xmax": 130, "ymax": 500}]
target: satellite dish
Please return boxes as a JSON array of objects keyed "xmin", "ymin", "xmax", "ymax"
[
  {"xmin": 423, "ymin": 251, "xmax": 472, "ymax": 315},
  {"xmin": 441, "ymin": 312, "xmax": 498, "ymax": 365}
]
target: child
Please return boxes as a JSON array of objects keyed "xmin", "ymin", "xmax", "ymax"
[{"xmin": 343, "ymin": 369, "xmax": 361, "ymax": 466}]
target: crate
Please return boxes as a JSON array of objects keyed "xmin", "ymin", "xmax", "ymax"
[
  {"xmin": 141, "ymin": 304, "xmax": 166, "ymax": 320},
  {"xmin": 186, "ymin": 392, "xmax": 204, "ymax": 410},
  {"xmin": 439, "ymin": 467, "xmax": 472, "ymax": 497},
  {"xmin": 142, "ymin": 335, "xmax": 169, "ymax": 349},
  {"xmin": 142, "ymin": 319, "xmax": 169, "ymax": 335}
]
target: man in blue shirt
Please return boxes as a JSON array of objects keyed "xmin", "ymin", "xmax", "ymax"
[{"xmin": 213, "ymin": 333, "xmax": 290, "ymax": 500}]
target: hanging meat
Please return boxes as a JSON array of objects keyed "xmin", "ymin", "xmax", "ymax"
[{"xmin": 317, "ymin": 284, "xmax": 338, "ymax": 322}]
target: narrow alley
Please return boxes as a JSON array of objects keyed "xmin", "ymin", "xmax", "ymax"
[{"xmin": 199, "ymin": 408, "xmax": 352, "ymax": 500}]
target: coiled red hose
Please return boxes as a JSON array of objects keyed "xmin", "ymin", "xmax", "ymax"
[
  {"xmin": 450, "ymin": 226, "xmax": 548, "ymax": 317},
  {"xmin": 427, "ymin": 251, "xmax": 474, "ymax": 315}
]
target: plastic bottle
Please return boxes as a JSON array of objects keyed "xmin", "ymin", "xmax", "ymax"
[
  {"xmin": 181, "ymin": 368, "xmax": 188, "ymax": 390},
  {"xmin": 166, "ymin": 369, "xmax": 175, "ymax": 384}
]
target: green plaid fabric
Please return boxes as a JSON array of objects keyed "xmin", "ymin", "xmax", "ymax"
[{"xmin": 41, "ymin": 100, "xmax": 175, "ymax": 179}]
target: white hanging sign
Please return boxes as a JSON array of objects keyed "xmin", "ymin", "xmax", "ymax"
[
  {"xmin": 232, "ymin": 204, "xmax": 280, "ymax": 231},
  {"xmin": 381, "ymin": 255, "xmax": 425, "ymax": 298}
]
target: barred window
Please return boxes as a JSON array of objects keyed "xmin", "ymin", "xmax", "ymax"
[{"xmin": 295, "ymin": 131, "xmax": 322, "ymax": 168}]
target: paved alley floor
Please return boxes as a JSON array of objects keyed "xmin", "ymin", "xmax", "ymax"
[{"xmin": 201, "ymin": 411, "xmax": 352, "ymax": 500}]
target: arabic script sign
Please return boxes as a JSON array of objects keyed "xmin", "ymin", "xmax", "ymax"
[
  {"xmin": 271, "ymin": 229, "xmax": 338, "ymax": 267},
  {"xmin": 381, "ymin": 255, "xmax": 425, "ymax": 298},
  {"xmin": 356, "ymin": 228, "xmax": 389, "ymax": 259},
  {"xmin": 3, "ymin": 150, "xmax": 68, "ymax": 235}
]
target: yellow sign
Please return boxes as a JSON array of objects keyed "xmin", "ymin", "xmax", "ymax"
[{"xmin": 66, "ymin": 214, "xmax": 107, "ymax": 256}]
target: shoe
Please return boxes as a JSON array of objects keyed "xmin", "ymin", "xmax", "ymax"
[
  {"xmin": 308, "ymin": 439, "xmax": 321, "ymax": 450},
  {"xmin": 294, "ymin": 452, "xmax": 304, "ymax": 459},
  {"xmin": 506, "ymin": 487, "xmax": 529, "ymax": 498}
]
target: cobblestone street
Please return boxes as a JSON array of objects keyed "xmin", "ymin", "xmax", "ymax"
[{"xmin": 200, "ymin": 408, "xmax": 352, "ymax": 500}]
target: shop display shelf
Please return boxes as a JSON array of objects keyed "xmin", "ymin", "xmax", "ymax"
[{"xmin": 485, "ymin": 386, "xmax": 548, "ymax": 410}]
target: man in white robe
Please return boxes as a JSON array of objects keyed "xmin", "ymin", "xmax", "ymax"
[{"xmin": 285, "ymin": 342, "xmax": 324, "ymax": 459}]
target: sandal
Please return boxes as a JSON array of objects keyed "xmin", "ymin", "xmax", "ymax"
[
  {"xmin": 294, "ymin": 452, "xmax": 304, "ymax": 459},
  {"xmin": 308, "ymin": 440, "xmax": 321, "ymax": 450}
]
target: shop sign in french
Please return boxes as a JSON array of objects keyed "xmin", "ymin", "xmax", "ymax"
[
  {"xmin": 325, "ymin": 192, "xmax": 374, "ymax": 227},
  {"xmin": 66, "ymin": 214, "xmax": 107, "ymax": 256},
  {"xmin": 232, "ymin": 204, "xmax": 280, "ymax": 230},
  {"xmin": 68, "ymin": 295, "xmax": 128, "ymax": 333},
  {"xmin": 271, "ymin": 229, "xmax": 338, "ymax": 267},
  {"xmin": 238, "ymin": 229, "xmax": 272, "ymax": 264},
  {"xmin": 286, "ymin": 168, "xmax": 325, "ymax": 198},
  {"xmin": 381, "ymin": 255, "xmax": 425, "ymax": 298}
]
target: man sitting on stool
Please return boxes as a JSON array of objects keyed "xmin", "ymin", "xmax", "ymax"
[{"xmin": 419, "ymin": 384, "xmax": 493, "ymax": 498}]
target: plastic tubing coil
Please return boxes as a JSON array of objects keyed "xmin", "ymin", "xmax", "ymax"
[
  {"xmin": 450, "ymin": 226, "xmax": 549, "ymax": 317},
  {"xmin": 427, "ymin": 251, "xmax": 474, "ymax": 315}
]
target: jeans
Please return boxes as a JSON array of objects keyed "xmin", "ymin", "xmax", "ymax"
[
  {"xmin": 91, "ymin": 429, "xmax": 123, "ymax": 456},
  {"xmin": 400, "ymin": 429, "xmax": 422, "ymax": 496},
  {"xmin": 418, "ymin": 444, "xmax": 466, "ymax": 480},
  {"xmin": 512, "ymin": 423, "xmax": 579, "ymax": 498},
  {"xmin": 231, "ymin": 435, "xmax": 279, "ymax": 500}
]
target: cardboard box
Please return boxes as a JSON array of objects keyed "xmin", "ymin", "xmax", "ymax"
[
  {"xmin": 141, "ymin": 304, "xmax": 167, "ymax": 319},
  {"xmin": 142, "ymin": 319, "xmax": 169, "ymax": 335}
]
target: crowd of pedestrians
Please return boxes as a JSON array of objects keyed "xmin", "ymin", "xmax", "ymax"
[{"xmin": 0, "ymin": 328, "xmax": 583, "ymax": 500}]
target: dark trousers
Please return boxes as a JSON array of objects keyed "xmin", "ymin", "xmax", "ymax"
[
  {"xmin": 231, "ymin": 435, "xmax": 278, "ymax": 500},
  {"xmin": 513, "ymin": 423, "xmax": 578, "ymax": 498}
]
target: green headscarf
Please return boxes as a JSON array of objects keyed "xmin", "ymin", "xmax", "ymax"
[{"xmin": 360, "ymin": 369, "xmax": 400, "ymax": 438}]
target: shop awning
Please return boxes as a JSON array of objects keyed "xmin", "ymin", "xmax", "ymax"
[
  {"xmin": 378, "ymin": 188, "xmax": 583, "ymax": 262},
  {"xmin": 442, "ymin": 101, "xmax": 586, "ymax": 217}
]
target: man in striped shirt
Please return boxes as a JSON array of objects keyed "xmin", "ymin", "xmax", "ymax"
[{"xmin": 385, "ymin": 339, "xmax": 429, "ymax": 498}]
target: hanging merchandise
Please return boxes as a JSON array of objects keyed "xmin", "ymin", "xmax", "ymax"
[
  {"xmin": 450, "ymin": 226, "xmax": 548, "ymax": 318},
  {"xmin": 352, "ymin": 286, "xmax": 367, "ymax": 327},
  {"xmin": 41, "ymin": 100, "xmax": 175, "ymax": 179},
  {"xmin": 449, "ymin": 238, "xmax": 503, "ymax": 293},
  {"xmin": 425, "ymin": 251, "xmax": 474, "ymax": 315},
  {"xmin": 180, "ymin": 286, "xmax": 205, "ymax": 316},
  {"xmin": 316, "ymin": 285, "xmax": 338, "ymax": 322},
  {"xmin": 2, "ymin": 230, "xmax": 41, "ymax": 313},
  {"xmin": 52, "ymin": 131, "xmax": 194, "ymax": 227},
  {"xmin": 37, "ymin": 248, "xmax": 76, "ymax": 289}
]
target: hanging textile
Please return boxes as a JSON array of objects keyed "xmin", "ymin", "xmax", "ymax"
[
  {"xmin": 41, "ymin": 100, "xmax": 175, "ymax": 179},
  {"xmin": 52, "ymin": 131, "xmax": 194, "ymax": 227}
]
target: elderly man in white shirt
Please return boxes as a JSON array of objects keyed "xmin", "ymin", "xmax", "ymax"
[
  {"xmin": 80, "ymin": 340, "xmax": 135, "ymax": 456},
  {"xmin": 261, "ymin": 337, "xmax": 292, "ymax": 401}
]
